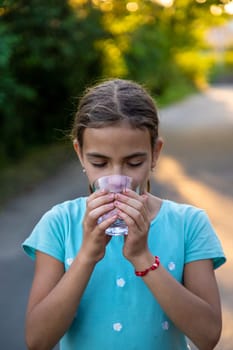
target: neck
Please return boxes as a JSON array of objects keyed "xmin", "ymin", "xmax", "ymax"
[{"xmin": 147, "ymin": 193, "xmax": 163, "ymax": 221}]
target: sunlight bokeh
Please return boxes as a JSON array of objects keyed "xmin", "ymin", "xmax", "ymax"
[{"xmin": 225, "ymin": 1, "xmax": 233, "ymax": 14}]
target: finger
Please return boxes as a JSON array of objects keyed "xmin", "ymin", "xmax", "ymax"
[
  {"xmin": 115, "ymin": 204, "xmax": 147, "ymax": 232},
  {"xmin": 114, "ymin": 194, "xmax": 148, "ymax": 222},
  {"xmin": 86, "ymin": 192, "xmax": 115, "ymax": 212},
  {"xmin": 88, "ymin": 188, "xmax": 108, "ymax": 199},
  {"xmin": 115, "ymin": 190, "xmax": 147, "ymax": 207},
  {"xmin": 84, "ymin": 211, "xmax": 118, "ymax": 238},
  {"xmin": 97, "ymin": 214, "xmax": 118, "ymax": 232},
  {"xmin": 122, "ymin": 188, "xmax": 144, "ymax": 200},
  {"xmin": 123, "ymin": 188, "xmax": 149, "ymax": 199},
  {"xmin": 87, "ymin": 202, "xmax": 116, "ymax": 223}
]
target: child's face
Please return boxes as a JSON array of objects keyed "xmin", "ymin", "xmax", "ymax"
[{"xmin": 74, "ymin": 124, "xmax": 163, "ymax": 192}]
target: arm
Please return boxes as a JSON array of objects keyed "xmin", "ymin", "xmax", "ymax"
[
  {"xmin": 25, "ymin": 190, "xmax": 116, "ymax": 350},
  {"xmin": 25, "ymin": 251, "xmax": 95, "ymax": 350},
  {"xmin": 115, "ymin": 190, "xmax": 222, "ymax": 350},
  {"xmin": 132, "ymin": 255, "xmax": 222, "ymax": 350}
]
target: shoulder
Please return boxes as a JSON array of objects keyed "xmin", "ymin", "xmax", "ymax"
[
  {"xmin": 49, "ymin": 196, "xmax": 87, "ymax": 215},
  {"xmin": 22, "ymin": 197, "xmax": 87, "ymax": 262},
  {"xmin": 160, "ymin": 199, "xmax": 206, "ymax": 223},
  {"xmin": 42, "ymin": 197, "xmax": 87, "ymax": 225},
  {"xmin": 155, "ymin": 199, "xmax": 226, "ymax": 269},
  {"xmin": 161, "ymin": 199, "xmax": 218, "ymax": 239}
]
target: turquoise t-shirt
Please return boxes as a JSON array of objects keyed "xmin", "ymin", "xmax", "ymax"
[{"xmin": 22, "ymin": 198, "xmax": 226, "ymax": 350}]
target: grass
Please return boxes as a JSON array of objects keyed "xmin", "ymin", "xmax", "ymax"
[{"xmin": 0, "ymin": 141, "xmax": 75, "ymax": 209}]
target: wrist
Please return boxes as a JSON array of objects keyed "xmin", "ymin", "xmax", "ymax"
[
  {"xmin": 135, "ymin": 256, "xmax": 160, "ymax": 277},
  {"xmin": 75, "ymin": 250, "xmax": 98, "ymax": 269},
  {"xmin": 130, "ymin": 252, "xmax": 155, "ymax": 271}
]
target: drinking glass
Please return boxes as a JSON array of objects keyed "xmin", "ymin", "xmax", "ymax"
[{"xmin": 93, "ymin": 175, "xmax": 133, "ymax": 236}]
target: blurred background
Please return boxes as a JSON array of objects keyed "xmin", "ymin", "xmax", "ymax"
[{"xmin": 0, "ymin": 0, "xmax": 232, "ymax": 349}]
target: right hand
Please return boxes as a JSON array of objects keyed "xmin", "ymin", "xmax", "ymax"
[{"xmin": 79, "ymin": 190, "xmax": 117, "ymax": 264}]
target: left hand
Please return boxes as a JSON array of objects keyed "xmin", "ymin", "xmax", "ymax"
[{"xmin": 114, "ymin": 189, "xmax": 151, "ymax": 262}]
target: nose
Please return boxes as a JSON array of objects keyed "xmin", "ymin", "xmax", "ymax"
[{"xmin": 111, "ymin": 165, "xmax": 123, "ymax": 175}]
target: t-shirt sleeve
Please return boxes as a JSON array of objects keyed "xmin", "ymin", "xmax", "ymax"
[
  {"xmin": 184, "ymin": 209, "xmax": 226, "ymax": 269},
  {"xmin": 22, "ymin": 205, "xmax": 66, "ymax": 263}
]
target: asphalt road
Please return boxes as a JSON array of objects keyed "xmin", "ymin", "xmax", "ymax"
[
  {"xmin": 0, "ymin": 161, "xmax": 85, "ymax": 350},
  {"xmin": 1, "ymin": 84, "xmax": 232, "ymax": 350}
]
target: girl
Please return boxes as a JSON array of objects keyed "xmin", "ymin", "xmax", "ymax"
[{"xmin": 23, "ymin": 79, "xmax": 226, "ymax": 350}]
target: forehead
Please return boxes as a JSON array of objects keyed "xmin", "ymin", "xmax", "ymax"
[{"xmin": 82, "ymin": 125, "xmax": 151, "ymax": 154}]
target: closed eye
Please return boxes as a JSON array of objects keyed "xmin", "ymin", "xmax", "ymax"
[
  {"xmin": 91, "ymin": 163, "xmax": 107, "ymax": 168},
  {"xmin": 128, "ymin": 162, "xmax": 143, "ymax": 167}
]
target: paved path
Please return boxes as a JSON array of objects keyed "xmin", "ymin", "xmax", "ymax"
[
  {"xmin": 159, "ymin": 84, "xmax": 233, "ymax": 349},
  {"xmin": 0, "ymin": 84, "xmax": 232, "ymax": 349}
]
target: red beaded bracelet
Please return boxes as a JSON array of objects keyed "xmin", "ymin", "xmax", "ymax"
[{"xmin": 135, "ymin": 256, "xmax": 160, "ymax": 277}]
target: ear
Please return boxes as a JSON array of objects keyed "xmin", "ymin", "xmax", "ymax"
[
  {"xmin": 152, "ymin": 137, "xmax": 163, "ymax": 168},
  {"xmin": 73, "ymin": 139, "xmax": 84, "ymax": 167}
]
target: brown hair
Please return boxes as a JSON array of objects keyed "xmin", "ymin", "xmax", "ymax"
[{"xmin": 71, "ymin": 79, "xmax": 159, "ymax": 148}]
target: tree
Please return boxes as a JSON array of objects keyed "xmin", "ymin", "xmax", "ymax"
[{"xmin": 0, "ymin": 0, "xmax": 104, "ymax": 160}]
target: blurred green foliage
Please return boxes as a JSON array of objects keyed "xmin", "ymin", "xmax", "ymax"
[
  {"xmin": 209, "ymin": 48, "xmax": 233, "ymax": 83},
  {"xmin": 0, "ymin": 0, "xmax": 230, "ymax": 165},
  {"xmin": 0, "ymin": 0, "xmax": 104, "ymax": 162}
]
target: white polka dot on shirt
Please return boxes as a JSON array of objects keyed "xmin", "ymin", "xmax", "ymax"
[
  {"xmin": 66, "ymin": 258, "xmax": 74, "ymax": 266},
  {"xmin": 168, "ymin": 261, "xmax": 176, "ymax": 271},
  {"xmin": 162, "ymin": 321, "xmax": 169, "ymax": 330},
  {"xmin": 113, "ymin": 322, "xmax": 123, "ymax": 332},
  {"xmin": 116, "ymin": 278, "xmax": 126, "ymax": 287}
]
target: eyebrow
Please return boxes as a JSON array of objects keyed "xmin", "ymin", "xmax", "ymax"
[{"xmin": 86, "ymin": 152, "xmax": 148, "ymax": 159}]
